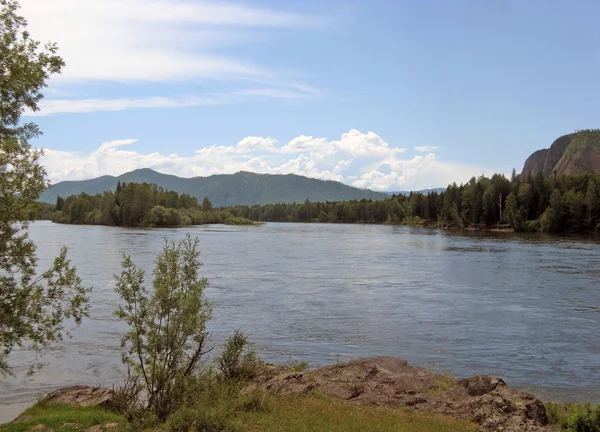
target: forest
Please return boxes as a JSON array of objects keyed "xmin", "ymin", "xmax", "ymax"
[
  {"xmin": 227, "ymin": 171, "xmax": 600, "ymax": 233},
  {"xmin": 51, "ymin": 181, "xmax": 230, "ymax": 227},
  {"xmin": 49, "ymin": 172, "xmax": 600, "ymax": 233}
]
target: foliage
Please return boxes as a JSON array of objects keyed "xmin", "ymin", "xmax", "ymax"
[
  {"xmin": 546, "ymin": 402, "xmax": 600, "ymax": 432},
  {"xmin": 217, "ymin": 329, "xmax": 262, "ymax": 382},
  {"xmin": 51, "ymin": 171, "xmax": 600, "ymax": 233},
  {"xmin": 113, "ymin": 234, "xmax": 213, "ymax": 420},
  {"xmin": 51, "ymin": 182, "xmax": 232, "ymax": 227},
  {"xmin": 202, "ymin": 196, "xmax": 213, "ymax": 212},
  {"xmin": 0, "ymin": 0, "xmax": 89, "ymax": 376},
  {"xmin": 225, "ymin": 216, "xmax": 256, "ymax": 225},
  {"xmin": 223, "ymin": 172, "xmax": 600, "ymax": 233}
]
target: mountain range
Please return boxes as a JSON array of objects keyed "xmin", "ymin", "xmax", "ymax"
[
  {"xmin": 39, "ymin": 169, "xmax": 389, "ymax": 207},
  {"xmin": 521, "ymin": 130, "xmax": 600, "ymax": 178}
]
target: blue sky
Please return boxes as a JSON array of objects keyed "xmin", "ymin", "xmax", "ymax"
[{"xmin": 20, "ymin": 0, "xmax": 600, "ymax": 190}]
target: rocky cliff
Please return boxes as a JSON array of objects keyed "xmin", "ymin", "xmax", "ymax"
[{"xmin": 521, "ymin": 130, "xmax": 600, "ymax": 177}]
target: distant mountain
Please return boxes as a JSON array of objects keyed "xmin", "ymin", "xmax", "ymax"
[
  {"xmin": 40, "ymin": 169, "xmax": 388, "ymax": 207},
  {"xmin": 386, "ymin": 188, "xmax": 446, "ymax": 196},
  {"xmin": 521, "ymin": 130, "xmax": 600, "ymax": 177}
]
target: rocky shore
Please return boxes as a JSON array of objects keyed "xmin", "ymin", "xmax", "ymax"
[{"xmin": 5, "ymin": 356, "xmax": 555, "ymax": 432}]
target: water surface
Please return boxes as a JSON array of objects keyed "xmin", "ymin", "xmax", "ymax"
[{"xmin": 1, "ymin": 221, "xmax": 599, "ymax": 421}]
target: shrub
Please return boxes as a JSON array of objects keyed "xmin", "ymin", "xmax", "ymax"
[
  {"xmin": 217, "ymin": 330, "xmax": 261, "ymax": 381},
  {"xmin": 114, "ymin": 234, "xmax": 213, "ymax": 420},
  {"xmin": 224, "ymin": 216, "xmax": 255, "ymax": 226},
  {"xmin": 546, "ymin": 402, "xmax": 600, "ymax": 432}
]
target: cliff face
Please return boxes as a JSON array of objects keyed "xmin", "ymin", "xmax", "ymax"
[{"xmin": 521, "ymin": 131, "xmax": 600, "ymax": 177}]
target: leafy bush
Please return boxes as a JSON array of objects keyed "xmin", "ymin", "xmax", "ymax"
[
  {"xmin": 546, "ymin": 402, "xmax": 600, "ymax": 432},
  {"xmin": 217, "ymin": 330, "xmax": 261, "ymax": 381},
  {"xmin": 166, "ymin": 407, "xmax": 241, "ymax": 432},
  {"xmin": 114, "ymin": 234, "xmax": 213, "ymax": 420},
  {"xmin": 225, "ymin": 216, "xmax": 255, "ymax": 225}
]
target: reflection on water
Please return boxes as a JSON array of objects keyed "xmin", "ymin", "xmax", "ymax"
[{"xmin": 1, "ymin": 221, "xmax": 600, "ymax": 420}]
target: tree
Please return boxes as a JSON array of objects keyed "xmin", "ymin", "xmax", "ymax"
[
  {"xmin": 504, "ymin": 192, "xmax": 523, "ymax": 231},
  {"xmin": 201, "ymin": 196, "xmax": 213, "ymax": 212},
  {"xmin": 585, "ymin": 179, "xmax": 599, "ymax": 229},
  {"xmin": 0, "ymin": 0, "xmax": 89, "ymax": 376},
  {"xmin": 482, "ymin": 184, "xmax": 498, "ymax": 225},
  {"xmin": 55, "ymin": 195, "xmax": 64, "ymax": 211},
  {"xmin": 114, "ymin": 235, "xmax": 213, "ymax": 420}
]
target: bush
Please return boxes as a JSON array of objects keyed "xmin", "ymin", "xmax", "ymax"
[
  {"xmin": 217, "ymin": 330, "xmax": 261, "ymax": 381},
  {"xmin": 224, "ymin": 216, "xmax": 255, "ymax": 226},
  {"xmin": 166, "ymin": 407, "xmax": 241, "ymax": 432},
  {"xmin": 546, "ymin": 402, "xmax": 600, "ymax": 432},
  {"xmin": 114, "ymin": 234, "xmax": 213, "ymax": 420}
]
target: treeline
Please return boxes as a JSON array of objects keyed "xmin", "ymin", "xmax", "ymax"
[
  {"xmin": 49, "ymin": 172, "xmax": 600, "ymax": 233},
  {"xmin": 226, "ymin": 171, "xmax": 600, "ymax": 233},
  {"xmin": 52, "ymin": 182, "xmax": 229, "ymax": 227}
]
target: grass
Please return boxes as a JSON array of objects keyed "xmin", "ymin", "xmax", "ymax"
[
  {"xmin": 0, "ymin": 401, "xmax": 126, "ymax": 432},
  {"xmin": 2, "ymin": 394, "xmax": 477, "ymax": 432},
  {"xmin": 238, "ymin": 393, "xmax": 478, "ymax": 432}
]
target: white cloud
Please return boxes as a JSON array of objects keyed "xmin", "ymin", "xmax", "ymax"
[
  {"xmin": 236, "ymin": 137, "xmax": 278, "ymax": 152},
  {"xmin": 28, "ymin": 96, "xmax": 231, "ymax": 116},
  {"xmin": 18, "ymin": 0, "xmax": 322, "ymax": 112},
  {"xmin": 415, "ymin": 146, "xmax": 440, "ymax": 153},
  {"xmin": 98, "ymin": 139, "xmax": 138, "ymax": 151},
  {"xmin": 41, "ymin": 130, "xmax": 501, "ymax": 191}
]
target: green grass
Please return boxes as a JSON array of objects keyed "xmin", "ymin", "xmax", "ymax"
[
  {"xmin": 2, "ymin": 394, "xmax": 477, "ymax": 432},
  {"xmin": 238, "ymin": 394, "xmax": 478, "ymax": 432},
  {"xmin": 0, "ymin": 401, "xmax": 126, "ymax": 432}
]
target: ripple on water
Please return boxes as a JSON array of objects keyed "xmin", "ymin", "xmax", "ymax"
[{"xmin": 1, "ymin": 221, "xmax": 600, "ymax": 423}]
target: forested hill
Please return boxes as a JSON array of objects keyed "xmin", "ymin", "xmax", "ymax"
[{"xmin": 40, "ymin": 169, "xmax": 388, "ymax": 206}]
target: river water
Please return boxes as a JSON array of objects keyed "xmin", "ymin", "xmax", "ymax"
[{"xmin": 1, "ymin": 221, "xmax": 600, "ymax": 421}]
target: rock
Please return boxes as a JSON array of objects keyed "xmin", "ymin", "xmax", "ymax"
[
  {"xmin": 457, "ymin": 375, "xmax": 505, "ymax": 397},
  {"xmin": 44, "ymin": 386, "xmax": 113, "ymax": 408},
  {"xmin": 249, "ymin": 356, "xmax": 552, "ymax": 432},
  {"xmin": 521, "ymin": 131, "xmax": 600, "ymax": 178},
  {"xmin": 28, "ymin": 425, "xmax": 53, "ymax": 432}
]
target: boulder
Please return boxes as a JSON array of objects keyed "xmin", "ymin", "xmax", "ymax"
[{"xmin": 44, "ymin": 386, "xmax": 113, "ymax": 408}]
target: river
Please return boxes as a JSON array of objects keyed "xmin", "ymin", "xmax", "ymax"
[{"xmin": 1, "ymin": 221, "xmax": 600, "ymax": 422}]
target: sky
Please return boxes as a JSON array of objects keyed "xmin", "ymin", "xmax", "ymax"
[{"xmin": 19, "ymin": 0, "xmax": 600, "ymax": 191}]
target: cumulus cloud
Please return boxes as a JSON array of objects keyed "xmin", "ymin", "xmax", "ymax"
[
  {"xmin": 41, "ymin": 130, "xmax": 500, "ymax": 191},
  {"xmin": 414, "ymin": 145, "xmax": 440, "ymax": 153},
  {"xmin": 19, "ymin": 0, "xmax": 323, "ymax": 113}
]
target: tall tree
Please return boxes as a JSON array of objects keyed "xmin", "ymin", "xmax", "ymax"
[
  {"xmin": 201, "ymin": 196, "xmax": 213, "ymax": 212},
  {"xmin": 0, "ymin": 0, "xmax": 89, "ymax": 376}
]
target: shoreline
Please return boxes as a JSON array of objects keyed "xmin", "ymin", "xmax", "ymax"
[{"xmin": 2, "ymin": 356, "xmax": 568, "ymax": 431}]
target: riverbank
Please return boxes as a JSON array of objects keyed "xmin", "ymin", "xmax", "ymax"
[{"xmin": 1, "ymin": 356, "xmax": 568, "ymax": 432}]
